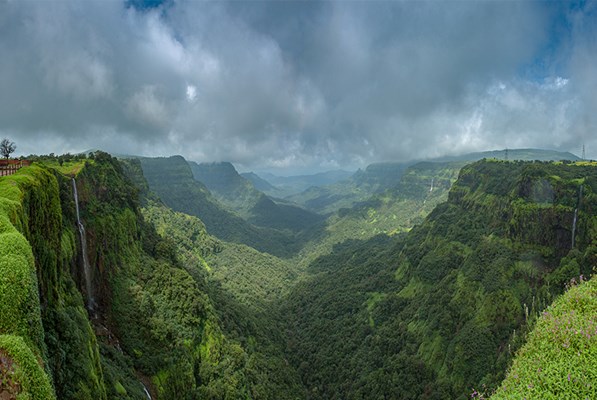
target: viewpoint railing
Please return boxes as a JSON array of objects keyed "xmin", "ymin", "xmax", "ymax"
[{"xmin": 0, "ymin": 159, "xmax": 31, "ymax": 177}]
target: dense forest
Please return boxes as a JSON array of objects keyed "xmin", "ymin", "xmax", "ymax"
[{"xmin": 1, "ymin": 150, "xmax": 595, "ymax": 399}]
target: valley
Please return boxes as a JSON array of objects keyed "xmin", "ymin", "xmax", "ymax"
[{"xmin": 0, "ymin": 149, "xmax": 595, "ymax": 400}]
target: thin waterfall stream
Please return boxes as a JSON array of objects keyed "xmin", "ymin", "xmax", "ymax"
[
  {"xmin": 571, "ymin": 184, "xmax": 583, "ymax": 249},
  {"xmin": 73, "ymin": 178, "xmax": 150, "ymax": 398},
  {"xmin": 72, "ymin": 178, "xmax": 95, "ymax": 311},
  {"xmin": 141, "ymin": 383, "xmax": 152, "ymax": 400}
]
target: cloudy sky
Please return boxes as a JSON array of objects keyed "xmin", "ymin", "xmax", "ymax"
[{"xmin": 1, "ymin": 0, "xmax": 596, "ymax": 173}]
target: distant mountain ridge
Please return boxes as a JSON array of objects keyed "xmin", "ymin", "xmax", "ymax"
[
  {"xmin": 246, "ymin": 170, "xmax": 354, "ymax": 198},
  {"xmin": 136, "ymin": 155, "xmax": 302, "ymax": 257},
  {"xmin": 189, "ymin": 160, "xmax": 324, "ymax": 232},
  {"xmin": 240, "ymin": 171, "xmax": 279, "ymax": 192},
  {"xmin": 287, "ymin": 148, "xmax": 581, "ymax": 214}
]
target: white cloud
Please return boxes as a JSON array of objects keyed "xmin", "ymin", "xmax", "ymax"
[
  {"xmin": 1, "ymin": 0, "xmax": 596, "ymax": 168},
  {"xmin": 186, "ymin": 85, "xmax": 197, "ymax": 102}
]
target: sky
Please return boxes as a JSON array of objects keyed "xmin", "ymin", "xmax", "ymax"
[{"xmin": 1, "ymin": 0, "xmax": 596, "ymax": 174}]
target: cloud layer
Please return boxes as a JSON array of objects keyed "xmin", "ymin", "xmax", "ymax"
[{"xmin": 1, "ymin": 0, "xmax": 595, "ymax": 172}]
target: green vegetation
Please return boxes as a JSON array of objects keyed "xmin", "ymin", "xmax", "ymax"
[
  {"xmin": 295, "ymin": 161, "xmax": 463, "ymax": 267},
  {"xmin": 1, "ymin": 150, "xmax": 594, "ymax": 400},
  {"xmin": 189, "ymin": 160, "xmax": 324, "ymax": 232},
  {"xmin": 0, "ymin": 335, "xmax": 54, "ymax": 400},
  {"xmin": 491, "ymin": 275, "xmax": 597, "ymax": 399},
  {"xmin": 287, "ymin": 148, "xmax": 579, "ymax": 215},
  {"xmin": 282, "ymin": 160, "xmax": 596, "ymax": 399},
  {"xmin": 137, "ymin": 156, "xmax": 305, "ymax": 257},
  {"xmin": 140, "ymin": 196, "xmax": 304, "ymax": 399}
]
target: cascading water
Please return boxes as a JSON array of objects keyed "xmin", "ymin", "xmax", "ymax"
[
  {"xmin": 571, "ymin": 184, "xmax": 583, "ymax": 249},
  {"xmin": 72, "ymin": 178, "xmax": 95, "ymax": 311},
  {"xmin": 141, "ymin": 383, "xmax": 152, "ymax": 400},
  {"xmin": 571, "ymin": 208, "xmax": 578, "ymax": 249}
]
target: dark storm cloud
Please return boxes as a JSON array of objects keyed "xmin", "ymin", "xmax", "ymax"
[{"xmin": 0, "ymin": 0, "xmax": 595, "ymax": 171}]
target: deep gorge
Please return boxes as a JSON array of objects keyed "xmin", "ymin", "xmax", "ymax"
[{"xmin": 1, "ymin": 152, "xmax": 595, "ymax": 399}]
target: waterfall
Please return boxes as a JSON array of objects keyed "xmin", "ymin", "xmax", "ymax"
[
  {"xmin": 141, "ymin": 383, "xmax": 152, "ymax": 400},
  {"xmin": 72, "ymin": 178, "xmax": 95, "ymax": 311},
  {"xmin": 571, "ymin": 184, "xmax": 583, "ymax": 249},
  {"xmin": 571, "ymin": 208, "xmax": 578, "ymax": 249}
]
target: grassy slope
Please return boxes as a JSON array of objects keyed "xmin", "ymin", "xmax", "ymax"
[{"xmin": 490, "ymin": 276, "xmax": 596, "ymax": 399}]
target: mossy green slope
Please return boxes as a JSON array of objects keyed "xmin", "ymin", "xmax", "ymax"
[
  {"xmin": 189, "ymin": 161, "xmax": 323, "ymax": 232},
  {"xmin": 491, "ymin": 276, "xmax": 596, "ymax": 399},
  {"xmin": 0, "ymin": 165, "xmax": 69, "ymax": 400},
  {"xmin": 137, "ymin": 155, "xmax": 302, "ymax": 257},
  {"xmin": 296, "ymin": 161, "xmax": 463, "ymax": 267},
  {"xmin": 141, "ymin": 201, "xmax": 305, "ymax": 399},
  {"xmin": 283, "ymin": 160, "xmax": 596, "ymax": 399}
]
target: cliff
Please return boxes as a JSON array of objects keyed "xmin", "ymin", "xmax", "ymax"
[{"xmin": 0, "ymin": 153, "xmax": 304, "ymax": 399}]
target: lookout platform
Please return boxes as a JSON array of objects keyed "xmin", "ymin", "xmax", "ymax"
[{"xmin": 0, "ymin": 160, "xmax": 31, "ymax": 177}]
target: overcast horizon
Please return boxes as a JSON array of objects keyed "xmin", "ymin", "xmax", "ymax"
[{"xmin": 1, "ymin": 0, "xmax": 596, "ymax": 174}]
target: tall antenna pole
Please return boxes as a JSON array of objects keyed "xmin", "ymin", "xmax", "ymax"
[{"xmin": 582, "ymin": 144, "xmax": 585, "ymax": 160}]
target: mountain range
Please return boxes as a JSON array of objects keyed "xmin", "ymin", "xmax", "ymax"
[{"xmin": 0, "ymin": 148, "xmax": 594, "ymax": 400}]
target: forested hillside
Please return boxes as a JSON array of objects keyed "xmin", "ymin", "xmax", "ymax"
[
  {"xmin": 2, "ymin": 153, "xmax": 595, "ymax": 400},
  {"xmin": 296, "ymin": 161, "xmax": 464, "ymax": 267},
  {"xmin": 287, "ymin": 149, "xmax": 580, "ymax": 215},
  {"xmin": 283, "ymin": 160, "xmax": 596, "ymax": 399},
  {"xmin": 0, "ymin": 153, "xmax": 305, "ymax": 399},
  {"xmin": 189, "ymin": 161, "xmax": 323, "ymax": 232},
  {"xmin": 137, "ymin": 156, "xmax": 304, "ymax": 257}
]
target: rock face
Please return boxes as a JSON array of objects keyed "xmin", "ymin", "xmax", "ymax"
[
  {"xmin": 188, "ymin": 160, "xmax": 324, "ymax": 233},
  {"xmin": 189, "ymin": 161, "xmax": 248, "ymax": 196},
  {"xmin": 282, "ymin": 159, "xmax": 597, "ymax": 400}
]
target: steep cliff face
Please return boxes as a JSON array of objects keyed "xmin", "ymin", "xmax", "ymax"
[
  {"xmin": 189, "ymin": 160, "xmax": 324, "ymax": 232},
  {"xmin": 1, "ymin": 153, "xmax": 304, "ymax": 399},
  {"xmin": 0, "ymin": 164, "xmax": 103, "ymax": 400},
  {"xmin": 283, "ymin": 160, "xmax": 596, "ymax": 399},
  {"xmin": 137, "ymin": 155, "xmax": 307, "ymax": 257}
]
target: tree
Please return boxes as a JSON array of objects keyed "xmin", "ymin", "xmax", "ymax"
[{"xmin": 0, "ymin": 138, "xmax": 16, "ymax": 159}]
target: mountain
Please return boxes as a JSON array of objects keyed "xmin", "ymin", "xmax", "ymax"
[
  {"xmin": 254, "ymin": 170, "xmax": 354, "ymax": 198},
  {"xmin": 287, "ymin": 162, "xmax": 411, "ymax": 215},
  {"xmin": 0, "ymin": 152, "xmax": 305, "ymax": 399},
  {"xmin": 240, "ymin": 171, "xmax": 280, "ymax": 193},
  {"xmin": 283, "ymin": 159, "xmax": 596, "ymax": 399},
  {"xmin": 288, "ymin": 148, "xmax": 581, "ymax": 215},
  {"xmin": 295, "ymin": 161, "xmax": 465, "ymax": 267},
  {"xmin": 189, "ymin": 161, "xmax": 324, "ymax": 232},
  {"xmin": 136, "ymin": 155, "xmax": 302, "ymax": 257},
  {"xmin": 2, "ymin": 151, "xmax": 594, "ymax": 400},
  {"xmin": 433, "ymin": 148, "xmax": 581, "ymax": 162},
  {"xmin": 188, "ymin": 161, "xmax": 263, "ymax": 218}
]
